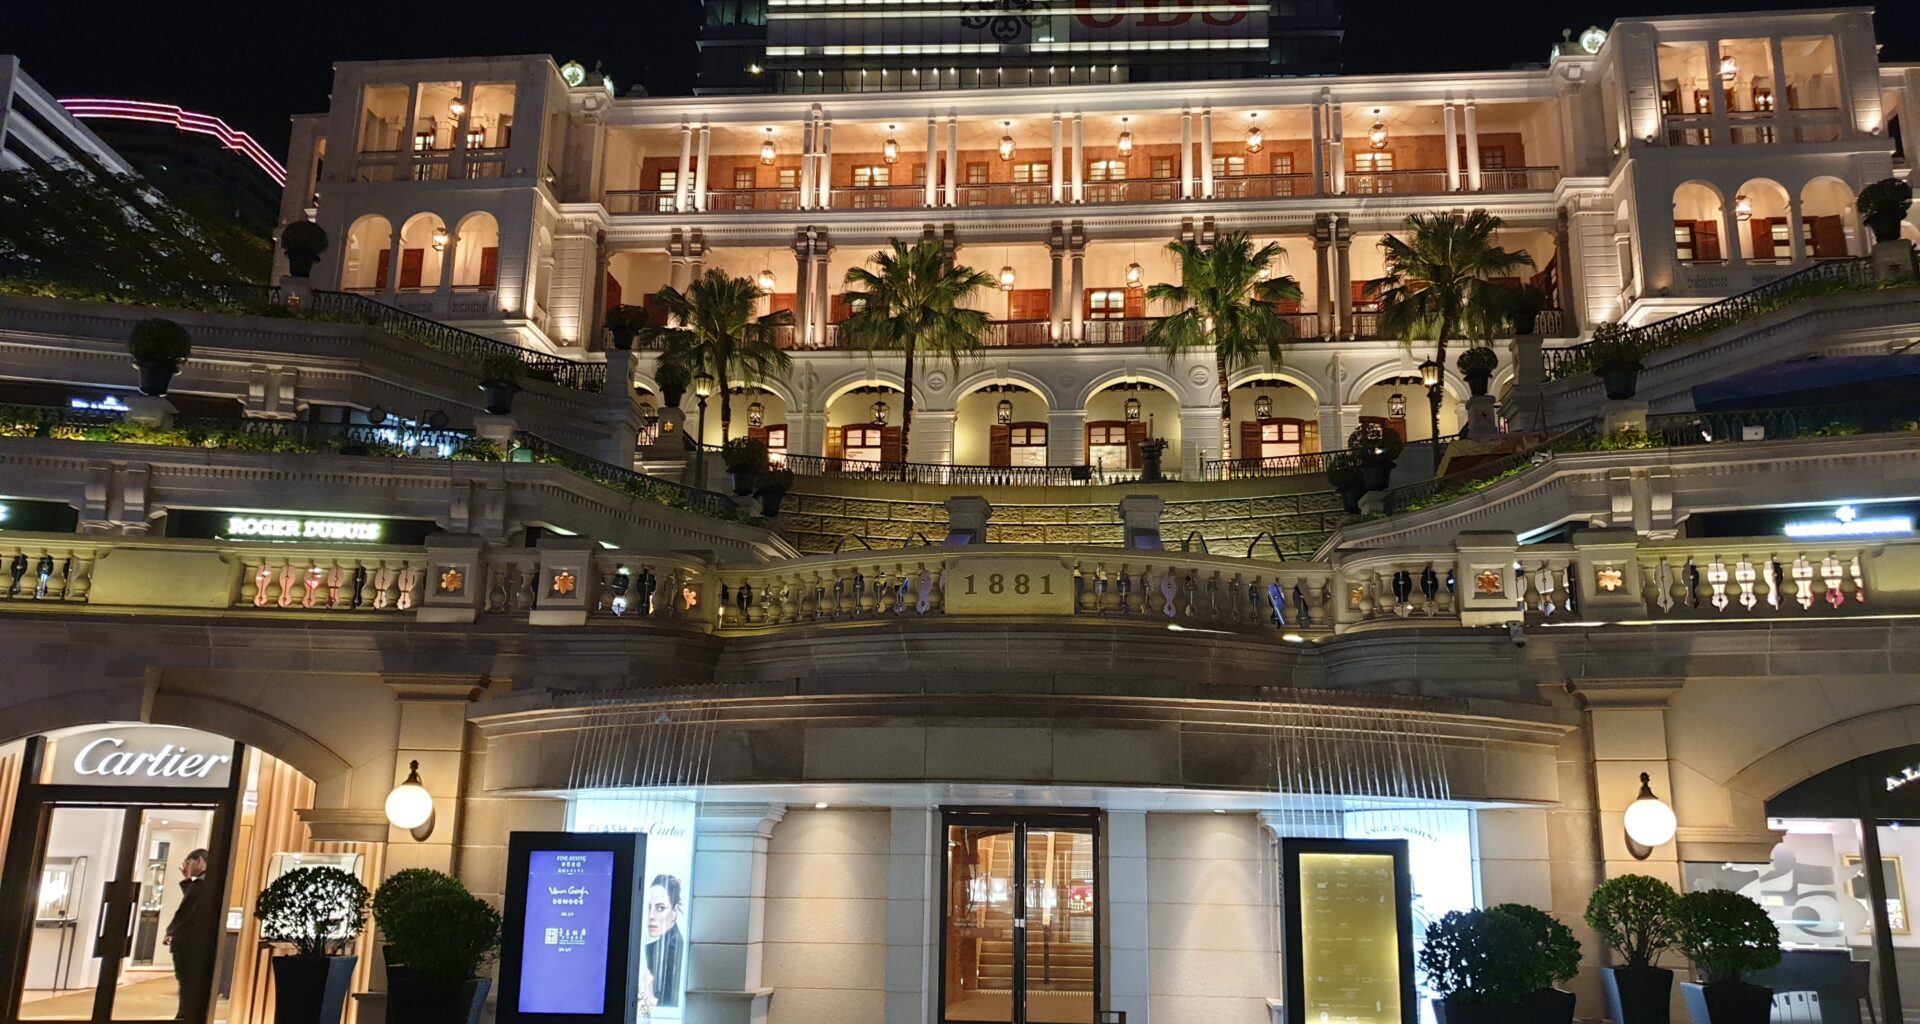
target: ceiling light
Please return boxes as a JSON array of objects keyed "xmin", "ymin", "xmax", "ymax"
[
  {"xmin": 1125, "ymin": 261, "xmax": 1143, "ymax": 286},
  {"xmin": 1719, "ymin": 54, "xmax": 1739, "ymax": 83},
  {"xmin": 883, "ymin": 125, "xmax": 899, "ymax": 164},
  {"xmin": 999, "ymin": 122, "xmax": 1015, "ymax": 161},
  {"xmin": 999, "ymin": 265, "xmax": 1016, "ymax": 291},
  {"xmin": 1117, "ymin": 116, "xmax": 1134, "ymax": 159},
  {"xmin": 448, "ymin": 97, "xmax": 466, "ymax": 118},
  {"xmin": 1245, "ymin": 114, "xmax": 1263, "ymax": 154},
  {"xmin": 430, "ymin": 225, "xmax": 448, "ymax": 252},
  {"xmin": 760, "ymin": 127, "xmax": 776, "ymax": 165},
  {"xmin": 1368, "ymin": 118, "xmax": 1389, "ymax": 151},
  {"xmin": 1734, "ymin": 194, "xmax": 1753, "ymax": 222}
]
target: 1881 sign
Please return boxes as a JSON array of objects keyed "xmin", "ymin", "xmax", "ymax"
[{"xmin": 942, "ymin": 555, "xmax": 1075, "ymax": 616}]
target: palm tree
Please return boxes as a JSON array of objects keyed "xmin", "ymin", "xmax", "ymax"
[
  {"xmin": 1143, "ymin": 232, "xmax": 1303, "ymax": 461},
  {"xmin": 839, "ymin": 239, "xmax": 996, "ymax": 467},
  {"xmin": 1365, "ymin": 212, "xmax": 1533, "ymax": 456},
  {"xmin": 646, "ymin": 269, "xmax": 793, "ymax": 446}
]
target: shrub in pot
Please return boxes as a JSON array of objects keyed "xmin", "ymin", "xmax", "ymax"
[
  {"xmin": 655, "ymin": 361, "xmax": 692, "ymax": 407},
  {"xmin": 382, "ymin": 888, "xmax": 502, "ymax": 1024},
  {"xmin": 373, "ymin": 867, "xmax": 467, "ymax": 968},
  {"xmin": 605, "ymin": 304, "xmax": 649, "ymax": 350},
  {"xmin": 722, "ymin": 437, "xmax": 769, "ymax": 496},
  {"xmin": 754, "ymin": 466, "xmax": 795, "ymax": 517},
  {"xmin": 1348, "ymin": 422, "xmax": 1404, "ymax": 492},
  {"xmin": 281, "ymin": 220, "xmax": 329, "ymax": 279},
  {"xmin": 1857, "ymin": 177, "xmax": 1913, "ymax": 245},
  {"xmin": 256, "ymin": 866, "xmax": 370, "ymax": 1024},
  {"xmin": 1586, "ymin": 873, "xmax": 1681, "ymax": 1024},
  {"xmin": 128, "ymin": 318, "xmax": 192, "ymax": 397},
  {"xmin": 1327, "ymin": 453, "xmax": 1367, "ymax": 514},
  {"xmin": 1456, "ymin": 345, "xmax": 1500, "ymax": 398},
  {"xmin": 1587, "ymin": 322, "xmax": 1646, "ymax": 401},
  {"xmin": 476, "ymin": 351, "xmax": 524, "ymax": 415},
  {"xmin": 1501, "ymin": 282, "xmax": 1553, "ymax": 336},
  {"xmin": 1673, "ymin": 888, "xmax": 1781, "ymax": 1024},
  {"xmin": 1422, "ymin": 904, "xmax": 1579, "ymax": 1024}
]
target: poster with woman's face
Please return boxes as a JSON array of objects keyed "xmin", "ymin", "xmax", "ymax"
[{"xmin": 570, "ymin": 797, "xmax": 695, "ymax": 1020}]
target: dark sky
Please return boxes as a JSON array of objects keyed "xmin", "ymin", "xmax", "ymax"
[{"xmin": 4, "ymin": 0, "xmax": 1914, "ymax": 158}]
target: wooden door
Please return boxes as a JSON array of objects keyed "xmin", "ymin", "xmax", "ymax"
[
  {"xmin": 1123, "ymin": 287, "xmax": 1146, "ymax": 319},
  {"xmin": 399, "ymin": 248, "xmax": 425, "ymax": 289},
  {"xmin": 825, "ymin": 425, "xmax": 845, "ymax": 461},
  {"xmin": 1007, "ymin": 289, "xmax": 1051, "ymax": 323},
  {"xmin": 879, "ymin": 425, "xmax": 904, "ymax": 464},
  {"xmin": 479, "ymin": 246, "xmax": 499, "ymax": 288},
  {"xmin": 375, "ymin": 249, "xmax": 391, "ymax": 290},
  {"xmin": 1749, "ymin": 219, "xmax": 1776, "ymax": 261},
  {"xmin": 989, "ymin": 423, "xmax": 1013, "ymax": 467},
  {"xmin": 1808, "ymin": 216, "xmax": 1847, "ymax": 258},
  {"xmin": 604, "ymin": 272, "xmax": 623, "ymax": 312},
  {"xmin": 1125, "ymin": 421, "xmax": 1148, "ymax": 468},
  {"xmin": 1239, "ymin": 421, "xmax": 1265, "ymax": 462},
  {"xmin": 1693, "ymin": 220, "xmax": 1722, "ymax": 261}
]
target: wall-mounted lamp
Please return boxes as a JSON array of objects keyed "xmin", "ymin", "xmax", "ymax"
[
  {"xmin": 385, "ymin": 760, "xmax": 435, "ymax": 841},
  {"xmin": 1623, "ymin": 772, "xmax": 1678, "ymax": 859}
]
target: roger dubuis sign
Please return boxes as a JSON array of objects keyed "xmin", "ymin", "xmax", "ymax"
[{"xmin": 44, "ymin": 724, "xmax": 239, "ymax": 788}]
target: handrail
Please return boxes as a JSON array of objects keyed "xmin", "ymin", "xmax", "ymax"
[
  {"xmin": 1382, "ymin": 421, "xmax": 1597, "ymax": 514},
  {"xmin": 1181, "ymin": 531, "xmax": 1209, "ymax": 554},
  {"xmin": 830, "ymin": 534, "xmax": 876, "ymax": 554},
  {"xmin": 1200, "ymin": 447, "xmax": 1346, "ymax": 482},
  {"xmin": 509, "ymin": 432, "xmax": 742, "ymax": 519},
  {"xmin": 1543, "ymin": 258, "xmax": 1875, "ymax": 381},
  {"xmin": 1244, "ymin": 532, "xmax": 1289, "ymax": 561},
  {"xmin": 306, "ymin": 290, "xmax": 606, "ymax": 392},
  {"xmin": 1647, "ymin": 398, "xmax": 1920, "ymax": 446}
]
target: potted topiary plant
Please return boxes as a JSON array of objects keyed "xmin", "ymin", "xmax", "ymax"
[
  {"xmin": 281, "ymin": 220, "xmax": 330, "ymax": 279},
  {"xmin": 1588, "ymin": 874, "xmax": 1682, "ymax": 1024},
  {"xmin": 1457, "ymin": 345, "xmax": 1501, "ymax": 397},
  {"xmin": 754, "ymin": 466, "xmax": 795, "ymax": 517},
  {"xmin": 1489, "ymin": 903, "xmax": 1581, "ymax": 1024},
  {"xmin": 1327, "ymin": 451, "xmax": 1367, "ymax": 514},
  {"xmin": 381, "ymin": 885, "xmax": 501, "ymax": 1024},
  {"xmin": 1673, "ymin": 888, "xmax": 1781, "ymax": 1024},
  {"xmin": 256, "ymin": 865, "xmax": 370, "ymax": 1024},
  {"xmin": 604, "ymin": 304, "xmax": 650, "ymax": 351},
  {"xmin": 654, "ymin": 361, "xmax": 691, "ymax": 407},
  {"xmin": 1857, "ymin": 177, "xmax": 1913, "ymax": 245},
  {"xmin": 128, "ymin": 318, "xmax": 192, "ymax": 397},
  {"xmin": 1422, "ymin": 905, "xmax": 1574, "ymax": 1024},
  {"xmin": 722, "ymin": 437, "xmax": 769, "ymax": 496},
  {"xmin": 372, "ymin": 867, "xmax": 467, "ymax": 969},
  {"xmin": 1348, "ymin": 421, "xmax": 1404, "ymax": 492},
  {"xmin": 1501, "ymin": 283, "xmax": 1553, "ymax": 336},
  {"xmin": 1587, "ymin": 323, "xmax": 1646, "ymax": 401},
  {"xmin": 476, "ymin": 351, "xmax": 524, "ymax": 415},
  {"xmin": 1138, "ymin": 436, "xmax": 1169, "ymax": 483}
]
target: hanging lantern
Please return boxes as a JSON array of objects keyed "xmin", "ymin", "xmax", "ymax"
[
  {"xmin": 448, "ymin": 97, "xmax": 467, "ymax": 118},
  {"xmin": 1368, "ymin": 120, "xmax": 1389, "ymax": 150},
  {"xmin": 996, "ymin": 398, "xmax": 1014, "ymax": 424},
  {"xmin": 1245, "ymin": 118, "xmax": 1264, "ymax": 154},
  {"xmin": 1734, "ymin": 194, "xmax": 1753, "ymax": 222},
  {"xmin": 883, "ymin": 132, "xmax": 900, "ymax": 165},
  {"xmin": 998, "ymin": 123, "xmax": 1015, "ymax": 161},
  {"xmin": 1257, "ymin": 265, "xmax": 1272, "ymax": 281},
  {"xmin": 430, "ymin": 225, "xmax": 449, "ymax": 252},
  {"xmin": 871, "ymin": 399, "xmax": 889, "ymax": 425},
  {"xmin": 1389, "ymin": 393, "xmax": 1407, "ymax": 418},
  {"xmin": 1719, "ymin": 54, "xmax": 1739, "ymax": 84},
  {"xmin": 1124, "ymin": 396, "xmax": 1142, "ymax": 422},
  {"xmin": 748, "ymin": 401, "xmax": 765, "ymax": 427},
  {"xmin": 1255, "ymin": 395, "xmax": 1273, "ymax": 420},
  {"xmin": 760, "ymin": 128, "xmax": 776, "ymax": 165},
  {"xmin": 999, "ymin": 265, "xmax": 1016, "ymax": 291},
  {"xmin": 1117, "ymin": 117, "xmax": 1134, "ymax": 159},
  {"xmin": 758, "ymin": 268, "xmax": 776, "ymax": 291},
  {"xmin": 1125, "ymin": 261, "xmax": 1143, "ymax": 287}
]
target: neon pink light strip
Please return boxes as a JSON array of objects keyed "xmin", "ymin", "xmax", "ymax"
[{"xmin": 58, "ymin": 99, "xmax": 287, "ymax": 186}]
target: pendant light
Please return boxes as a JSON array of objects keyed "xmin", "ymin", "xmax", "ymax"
[
  {"xmin": 996, "ymin": 398, "xmax": 1014, "ymax": 424},
  {"xmin": 999, "ymin": 265, "xmax": 1016, "ymax": 291},
  {"xmin": 1368, "ymin": 110, "xmax": 1389, "ymax": 151},
  {"xmin": 1124, "ymin": 396, "xmax": 1142, "ymax": 422},
  {"xmin": 1117, "ymin": 116, "xmax": 1134, "ymax": 159},
  {"xmin": 760, "ymin": 127, "xmax": 776, "ymax": 165},
  {"xmin": 1719, "ymin": 54, "xmax": 1739, "ymax": 84},
  {"xmin": 757, "ymin": 268, "xmax": 776, "ymax": 291},
  {"xmin": 1245, "ymin": 113, "xmax": 1264, "ymax": 154},
  {"xmin": 430, "ymin": 225, "xmax": 449, "ymax": 252},
  {"xmin": 448, "ymin": 96, "xmax": 467, "ymax": 118},
  {"xmin": 1734, "ymin": 194, "xmax": 1753, "ymax": 222},
  {"xmin": 883, "ymin": 125, "xmax": 900, "ymax": 165},
  {"xmin": 1126, "ymin": 262, "xmax": 1143, "ymax": 287},
  {"xmin": 998, "ymin": 121, "xmax": 1015, "ymax": 161}
]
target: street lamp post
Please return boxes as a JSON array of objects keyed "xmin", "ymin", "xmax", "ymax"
[
  {"xmin": 1419, "ymin": 358, "xmax": 1443, "ymax": 474},
  {"xmin": 693, "ymin": 373, "xmax": 716, "ymax": 489}
]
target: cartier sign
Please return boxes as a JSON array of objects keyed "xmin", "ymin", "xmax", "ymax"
[{"xmin": 44, "ymin": 724, "xmax": 238, "ymax": 788}]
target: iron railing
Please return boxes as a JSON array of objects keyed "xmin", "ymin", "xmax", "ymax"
[
  {"xmin": 305, "ymin": 290, "xmax": 606, "ymax": 392},
  {"xmin": 776, "ymin": 451, "xmax": 1176, "ymax": 487},
  {"xmin": 510, "ymin": 432, "xmax": 741, "ymax": 518},
  {"xmin": 167, "ymin": 416, "xmax": 487, "ymax": 458},
  {"xmin": 1198, "ymin": 448, "xmax": 1344, "ymax": 481},
  {"xmin": 1544, "ymin": 258, "xmax": 1875, "ymax": 381},
  {"xmin": 1647, "ymin": 399, "xmax": 1920, "ymax": 447}
]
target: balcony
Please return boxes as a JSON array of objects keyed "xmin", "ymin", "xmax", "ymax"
[{"xmin": 764, "ymin": 312, "xmax": 1330, "ymax": 351}]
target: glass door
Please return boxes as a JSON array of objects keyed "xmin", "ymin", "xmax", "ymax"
[{"xmin": 942, "ymin": 814, "xmax": 1099, "ymax": 1024}]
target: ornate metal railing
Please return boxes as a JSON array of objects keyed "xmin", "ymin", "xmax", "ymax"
[
  {"xmin": 1647, "ymin": 399, "xmax": 1920, "ymax": 447},
  {"xmin": 1198, "ymin": 448, "xmax": 1344, "ymax": 481},
  {"xmin": 1544, "ymin": 258, "xmax": 1876, "ymax": 381},
  {"xmin": 509, "ymin": 432, "xmax": 742, "ymax": 518},
  {"xmin": 304, "ymin": 290, "xmax": 606, "ymax": 391}
]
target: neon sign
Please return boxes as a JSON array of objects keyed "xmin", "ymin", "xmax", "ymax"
[
  {"xmin": 1783, "ymin": 505, "xmax": 1914, "ymax": 539},
  {"xmin": 1890, "ymin": 764, "xmax": 1920, "ymax": 793},
  {"xmin": 57, "ymin": 98, "xmax": 287, "ymax": 185},
  {"xmin": 226, "ymin": 515, "xmax": 382, "ymax": 542}
]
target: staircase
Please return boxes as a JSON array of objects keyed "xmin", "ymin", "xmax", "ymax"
[{"xmin": 970, "ymin": 935, "xmax": 1096, "ymax": 992}]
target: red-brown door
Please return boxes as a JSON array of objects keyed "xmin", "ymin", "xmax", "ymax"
[
  {"xmin": 375, "ymin": 249, "xmax": 392, "ymax": 290},
  {"xmin": 479, "ymin": 246, "xmax": 499, "ymax": 288},
  {"xmin": 399, "ymin": 248, "xmax": 425, "ymax": 289},
  {"xmin": 1693, "ymin": 220, "xmax": 1722, "ymax": 261}
]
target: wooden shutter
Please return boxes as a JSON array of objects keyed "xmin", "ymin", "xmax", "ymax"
[
  {"xmin": 1810, "ymin": 216, "xmax": 1846, "ymax": 258},
  {"xmin": 1124, "ymin": 287, "xmax": 1146, "ymax": 319},
  {"xmin": 375, "ymin": 249, "xmax": 391, "ymax": 290},
  {"xmin": 825, "ymin": 426, "xmax": 845, "ymax": 461},
  {"xmin": 879, "ymin": 426, "xmax": 904, "ymax": 465},
  {"xmin": 1239, "ymin": 421, "xmax": 1264, "ymax": 462},
  {"xmin": 747, "ymin": 426, "xmax": 770, "ymax": 445},
  {"xmin": 1351, "ymin": 280, "xmax": 1376, "ymax": 309},
  {"xmin": 479, "ymin": 247, "xmax": 499, "ymax": 288},
  {"xmin": 604, "ymin": 271, "xmax": 623, "ymax": 311},
  {"xmin": 769, "ymin": 293, "xmax": 797, "ymax": 315},
  {"xmin": 830, "ymin": 293, "xmax": 854, "ymax": 323},
  {"xmin": 1694, "ymin": 220, "xmax": 1721, "ymax": 261},
  {"xmin": 399, "ymin": 249, "xmax": 425, "ymax": 289},
  {"xmin": 1125, "ymin": 420, "xmax": 1148, "ymax": 469},
  {"xmin": 1302, "ymin": 419, "xmax": 1320, "ymax": 453},
  {"xmin": 642, "ymin": 293, "xmax": 670, "ymax": 327},
  {"xmin": 1008, "ymin": 289, "xmax": 1051, "ymax": 322},
  {"xmin": 1749, "ymin": 219, "xmax": 1776, "ymax": 261},
  {"xmin": 989, "ymin": 424, "xmax": 1013, "ymax": 467}
]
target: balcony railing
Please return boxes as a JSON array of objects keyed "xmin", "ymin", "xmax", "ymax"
[
  {"xmin": 304, "ymin": 290, "xmax": 607, "ymax": 392},
  {"xmin": 1647, "ymin": 400, "xmax": 1920, "ymax": 447},
  {"xmin": 779, "ymin": 451, "xmax": 1172, "ymax": 487},
  {"xmin": 1197, "ymin": 448, "xmax": 1342, "ymax": 481},
  {"xmin": 981, "ymin": 320, "xmax": 1054, "ymax": 347}
]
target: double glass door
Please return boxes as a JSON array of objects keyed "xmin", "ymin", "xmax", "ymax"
[
  {"xmin": 942, "ymin": 813, "xmax": 1099, "ymax": 1024},
  {"xmin": 21, "ymin": 804, "xmax": 217, "ymax": 1023}
]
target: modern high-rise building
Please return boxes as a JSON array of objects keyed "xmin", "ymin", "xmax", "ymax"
[
  {"xmin": 697, "ymin": 0, "xmax": 1344, "ymax": 95},
  {"xmin": 0, "ymin": 56, "xmax": 133, "ymax": 178}
]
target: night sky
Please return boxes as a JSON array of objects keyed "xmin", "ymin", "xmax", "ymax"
[{"xmin": 4, "ymin": 0, "xmax": 1915, "ymax": 158}]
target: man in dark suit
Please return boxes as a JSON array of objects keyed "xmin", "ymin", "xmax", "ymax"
[{"xmin": 163, "ymin": 848, "xmax": 218, "ymax": 1023}]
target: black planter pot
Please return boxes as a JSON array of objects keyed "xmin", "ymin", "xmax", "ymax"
[
  {"xmin": 1361, "ymin": 460, "xmax": 1395, "ymax": 491},
  {"xmin": 758, "ymin": 491, "xmax": 787, "ymax": 517},
  {"xmin": 1431, "ymin": 998, "xmax": 1535, "ymax": 1024},
  {"xmin": 609, "ymin": 327, "xmax": 637, "ymax": 351},
  {"xmin": 1527, "ymin": 987, "xmax": 1577, "ymax": 1024},
  {"xmin": 1605, "ymin": 965, "xmax": 1674, "ymax": 1024},
  {"xmin": 1338, "ymin": 487, "xmax": 1365, "ymax": 514},
  {"xmin": 136, "ymin": 360, "xmax": 178, "ymax": 397},
  {"xmin": 387, "ymin": 973, "xmax": 491, "ymax": 1024},
  {"xmin": 270, "ymin": 954, "xmax": 357, "ymax": 1024},
  {"xmin": 660, "ymin": 387, "xmax": 686, "ymax": 407},
  {"xmin": 286, "ymin": 253, "xmax": 321, "ymax": 278},
  {"xmin": 1465, "ymin": 371, "xmax": 1493, "ymax": 397},
  {"xmin": 728, "ymin": 470, "xmax": 757, "ymax": 496},
  {"xmin": 1598, "ymin": 363, "xmax": 1642, "ymax": 401},
  {"xmin": 479, "ymin": 381, "xmax": 519, "ymax": 416},
  {"xmin": 1681, "ymin": 980, "xmax": 1772, "ymax": 1024}
]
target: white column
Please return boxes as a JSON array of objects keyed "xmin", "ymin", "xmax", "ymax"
[
  {"xmin": 694, "ymin": 122, "xmax": 711, "ymax": 211},
  {"xmin": 1049, "ymin": 245, "xmax": 1066, "ymax": 332},
  {"xmin": 1069, "ymin": 246, "xmax": 1086, "ymax": 341},
  {"xmin": 1070, "ymin": 113, "xmax": 1085, "ymax": 203},
  {"xmin": 1329, "ymin": 103, "xmax": 1345, "ymax": 194},
  {"xmin": 1050, "ymin": 114, "xmax": 1065, "ymax": 203},
  {"xmin": 799, "ymin": 114, "xmax": 816, "ymax": 210},
  {"xmin": 793, "ymin": 241, "xmax": 814, "ymax": 346},
  {"xmin": 1443, "ymin": 101, "xmax": 1460, "ymax": 191},
  {"xmin": 1768, "ymin": 37, "xmax": 1792, "ymax": 141},
  {"xmin": 1180, "ymin": 108, "xmax": 1195, "ymax": 199},
  {"xmin": 676, "ymin": 121, "xmax": 694, "ymax": 212},
  {"xmin": 817, "ymin": 119, "xmax": 833, "ymax": 209},
  {"xmin": 1106, "ymin": 813, "xmax": 1149, "ymax": 1024},
  {"xmin": 1705, "ymin": 40, "xmax": 1732, "ymax": 145},
  {"xmin": 1721, "ymin": 197, "xmax": 1746, "ymax": 268},
  {"xmin": 1309, "ymin": 102, "xmax": 1324, "ymax": 196},
  {"xmin": 384, "ymin": 222, "xmax": 404, "ymax": 298},
  {"xmin": 945, "ymin": 116, "xmax": 959, "ymax": 208},
  {"xmin": 1200, "ymin": 109, "xmax": 1214, "ymax": 199},
  {"xmin": 1464, "ymin": 101, "xmax": 1482, "ymax": 191},
  {"xmin": 924, "ymin": 117, "xmax": 939, "ymax": 206}
]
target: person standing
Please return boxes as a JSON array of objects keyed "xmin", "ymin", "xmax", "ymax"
[{"xmin": 164, "ymin": 848, "xmax": 218, "ymax": 1023}]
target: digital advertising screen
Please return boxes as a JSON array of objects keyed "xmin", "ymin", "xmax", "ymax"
[
  {"xmin": 1283, "ymin": 838, "xmax": 1417, "ymax": 1024},
  {"xmin": 499, "ymin": 832, "xmax": 645, "ymax": 1024}
]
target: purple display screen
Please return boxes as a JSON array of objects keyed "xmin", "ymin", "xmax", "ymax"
[{"xmin": 516, "ymin": 850, "xmax": 615, "ymax": 1014}]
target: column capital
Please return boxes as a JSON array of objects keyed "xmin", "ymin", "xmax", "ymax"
[
  {"xmin": 696, "ymin": 802, "xmax": 788, "ymax": 839},
  {"xmin": 383, "ymin": 675, "xmax": 491, "ymax": 702}
]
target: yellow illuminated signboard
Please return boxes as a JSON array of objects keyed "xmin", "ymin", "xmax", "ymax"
[{"xmin": 1284, "ymin": 840, "xmax": 1415, "ymax": 1024}]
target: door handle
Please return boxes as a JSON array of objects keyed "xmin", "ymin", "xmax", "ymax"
[{"xmin": 1013, "ymin": 917, "xmax": 1026, "ymax": 929}]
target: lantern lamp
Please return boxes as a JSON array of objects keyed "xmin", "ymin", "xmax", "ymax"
[
  {"xmin": 1623, "ymin": 772, "xmax": 1678, "ymax": 858},
  {"xmin": 385, "ymin": 760, "xmax": 435, "ymax": 840},
  {"xmin": 760, "ymin": 128, "xmax": 777, "ymax": 165}
]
